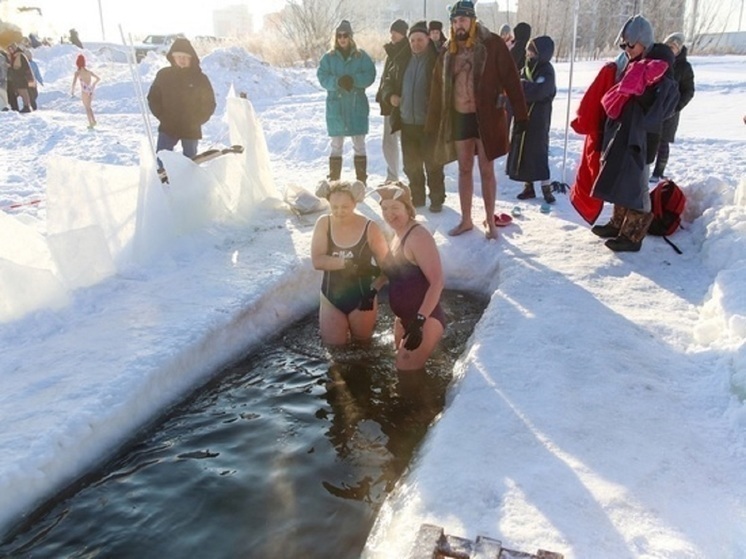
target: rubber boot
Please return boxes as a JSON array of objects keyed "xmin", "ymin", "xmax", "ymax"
[
  {"xmin": 591, "ymin": 204, "xmax": 626, "ymax": 238},
  {"xmin": 517, "ymin": 182, "xmax": 536, "ymax": 200},
  {"xmin": 541, "ymin": 184, "xmax": 556, "ymax": 204},
  {"xmin": 354, "ymin": 155, "xmax": 367, "ymax": 185},
  {"xmin": 605, "ymin": 209, "xmax": 653, "ymax": 252},
  {"xmin": 328, "ymin": 156, "xmax": 342, "ymax": 181}
]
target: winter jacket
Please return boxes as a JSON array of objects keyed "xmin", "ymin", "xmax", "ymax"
[
  {"xmin": 376, "ymin": 39, "xmax": 409, "ymax": 116},
  {"xmin": 661, "ymin": 46, "xmax": 695, "ymax": 143},
  {"xmin": 147, "ymin": 39, "xmax": 216, "ymax": 140},
  {"xmin": 569, "ymin": 62, "xmax": 618, "ymax": 224},
  {"xmin": 317, "ymin": 43, "xmax": 376, "ymax": 137},
  {"xmin": 592, "ymin": 44, "xmax": 680, "ymax": 211},
  {"xmin": 510, "ymin": 22, "xmax": 531, "ymax": 72},
  {"xmin": 427, "ymin": 22, "xmax": 528, "ymax": 165},
  {"xmin": 507, "ymin": 36, "xmax": 556, "ymax": 182},
  {"xmin": 380, "ymin": 41, "xmax": 439, "ymax": 133}
]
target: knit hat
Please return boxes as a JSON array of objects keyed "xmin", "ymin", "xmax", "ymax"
[
  {"xmin": 663, "ymin": 32, "xmax": 685, "ymax": 48},
  {"xmin": 390, "ymin": 19, "xmax": 408, "ymax": 36},
  {"xmin": 428, "ymin": 21, "xmax": 443, "ymax": 32},
  {"xmin": 409, "ymin": 20, "xmax": 429, "ymax": 37},
  {"xmin": 498, "ymin": 23, "xmax": 512, "ymax": 37},
  {"xmin": 617, "ymin": 14, "xmax": 654, "ymax": 50},
  {"xmin": 449, "ymin": 0, "xmax": 476, "ymax": 20},
  {"xmin": 336, "ymin": 20, "xmax": 353, "ymax": 37}
]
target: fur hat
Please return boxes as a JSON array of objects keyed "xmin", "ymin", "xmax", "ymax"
[
  {"xmin": 390, "ymin": 19, "xmax": 408, "ymax": 36},
  {"xmin": 373, "ymin": 182, "xmax": 416, "ymax": 218},
  {"xmin": 428, "ymin": 20, "xmax": 443, "ymax": 32},
  {"xmin": 663, "ymin": 32, "xmax": 685, "ymax": 48},
  {"xmin": 617, "ymin": 14, "xmax": 654, "ymax": 51},
  {"xmin": 409, "ymin": 21, "xmax": 429, "ymax": 37},
  {"xmin": 336, "ymin": 20, "xmax": 353, "ymax": 37},
  {"xmin": 315, "ymin": 179, "xmax": 366, "ymax": 203},
  {"xmin": 449, "ymin": 0, "xmax": 476, "ymax": 20}
]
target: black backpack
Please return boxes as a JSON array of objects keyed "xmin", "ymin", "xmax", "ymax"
[{"xmin": 648, "ymin": 179, "xmax": 686, "ymax": 253}]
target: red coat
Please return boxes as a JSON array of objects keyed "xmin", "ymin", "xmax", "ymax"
[
  {"xmin": 427, "ymin": 23, "xmax": 528, "ymax": 165},
  {"xmin": 569, "ymin": 62, "xmax": 617, "ymax": 224}
]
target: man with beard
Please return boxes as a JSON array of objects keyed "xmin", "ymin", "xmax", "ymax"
[{"xmin": 427, "ymin": 0, "xmax": 528, "ymax": 240}]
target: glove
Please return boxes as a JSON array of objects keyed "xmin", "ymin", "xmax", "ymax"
[
  {"xmin": 358, "ymin": 287, "xmax": 377, "ymax": 311},
  {"xmin": 403, "ymin": 314, "xmax": 426, "ymax": 351},
  {"xmin": 338, "ymin": 75, "xmax": 354, "ymax": 91},
  {"xmin": 512, "ymin": 119, "xmax": 528, "ymax": 136}
]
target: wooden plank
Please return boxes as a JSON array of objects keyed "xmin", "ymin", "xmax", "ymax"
[{"xmin": 472, "ymin": 534, "xmax": 503, "ymax": 558}]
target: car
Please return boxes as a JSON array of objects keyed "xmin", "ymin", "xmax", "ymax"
[{"xmin": 133, "ymin": 33, "xmax": 186, "ymax": 62}]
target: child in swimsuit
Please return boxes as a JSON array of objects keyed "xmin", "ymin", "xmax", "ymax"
[
  {"xmin": 71, "ymin": 54, "xmax": 100, "ymax": 128},
  {"xmin": 375, "ymin": 182, "xmax": 445, "ymax": 371},
  {"xmin": 311, "ymin": 180, "xmax": 388, "ymax": 346}
]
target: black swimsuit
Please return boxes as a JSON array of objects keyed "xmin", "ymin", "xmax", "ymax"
[
  {"xmin": 382, "ymin": 224, "xmax": 446, "ymax": 329},
  {"xmin": 321, "ymin": 217, "xmax": 376, "ymax": 315}
]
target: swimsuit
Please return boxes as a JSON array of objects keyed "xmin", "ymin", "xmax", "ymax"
[
  {"xmin": 81, "ymin": 81, "xmax": 94, "ymax": 95},
  {"xmin": 321, "ymin": 217, "xmax": 376, "ymax": 315},
  {"xmin": 382, "ymin": 224, "xmax": 446, "ymax": 329}
]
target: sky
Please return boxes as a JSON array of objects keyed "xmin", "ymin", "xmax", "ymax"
[{"xmin": 1, "ymin": 41, "xmax": 746, "ymax": 557}]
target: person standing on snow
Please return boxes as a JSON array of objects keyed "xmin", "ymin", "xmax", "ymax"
[
  {"xmin": 508, "ymin": 36, "xmax": 558, "ymax": 204},
  {"xmin": 376, "ymin": 19, "xmax": 409, "ymax": 183},
  {"xmin": 650, "ymin": 32, "xmax": 695, "ymax": 183},
  {"xmin": 147, "ymin": 38, "xmax": 216, "ymax": 161},
  {"xmin": 317, "ymin": 20, "xmax": 376, "ymax": 184},
  {"xmin": 590, "ymin": 15, "xmax": 679, "ymax": 252},
  {"xmin": 428, "ymin": 21, "xmax": 447, "ymax": 52},
  {"xmin": 426, "ymin": 0, "xmax": 528, "ymax": 240},
  {"xmin": 71, "ymin": 54, "xmax": 100, "ymax": 128}
]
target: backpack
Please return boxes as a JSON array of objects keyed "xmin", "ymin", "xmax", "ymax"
[{"xmin": 648, "ymin": 179, "xmax": 686, "ymax": 253}]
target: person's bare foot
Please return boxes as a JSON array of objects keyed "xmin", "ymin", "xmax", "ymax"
[
  {"xmin": 448, "ymin": 221, "xmax": 474, "ymax": 236},
  {"xmin": 485, "ymin": 225, "xmax": 499, "ymax": 240}
]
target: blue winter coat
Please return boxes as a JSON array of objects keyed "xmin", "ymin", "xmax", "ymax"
[{"xmin": 317, "ymin": 44, "xmax": 376, "ymax": 137}]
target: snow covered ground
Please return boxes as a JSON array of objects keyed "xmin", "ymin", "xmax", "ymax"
[{"xmin": 1, "ymin": 42, "xmax": 746, "ymax": 557}]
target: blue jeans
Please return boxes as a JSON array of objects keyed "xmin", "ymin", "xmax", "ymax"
[{"xmin": 156, "ymin": 131, "xmax": 199, "ymax": 159}]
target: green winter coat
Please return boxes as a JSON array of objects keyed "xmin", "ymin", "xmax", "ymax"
[{"xmin": 317, "ymin": 44, "xmax": 376, "ymax": 137}]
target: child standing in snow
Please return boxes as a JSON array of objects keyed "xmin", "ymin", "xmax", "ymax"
[{"xmin": 71, "ymin": 54, "xmax": 100, "ymax": 128}]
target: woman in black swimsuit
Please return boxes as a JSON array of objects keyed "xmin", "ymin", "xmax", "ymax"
[
  {"xmin": 312, "ymin": 180, "xmax": 388, "ymax": 345},
  {"xmin": 375, "ymin": 183, "xmax": 445, "ymax": 371}
]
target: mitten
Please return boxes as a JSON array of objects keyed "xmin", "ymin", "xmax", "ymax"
[
  {"xmin": 358, "ymin": 287, "xmax": 377, "ymax": 311},
  {"xmin": 403, "ymin": 314, "xmax": 426, "ymax": 351},
  {"xmin": 338, "ymin": 75, "xmax": 354, "ymax": 91}
]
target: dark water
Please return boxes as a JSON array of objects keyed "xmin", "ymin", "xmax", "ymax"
[{"xmin": 1, "ymin": 291, "xmax": 486, "ymax": 559}]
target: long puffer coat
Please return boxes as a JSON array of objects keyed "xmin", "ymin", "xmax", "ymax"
[
  {"xmin": 317, "ymin": 43, "xmax": 376, "ymax": 137},
  {"xmin": 507, "ymin": 36, "xmax": 557, "ymax": 182},
  {"xmin": 661, "ymin": 45, "xmax": 695, "ymax": 143},
  {"xmin": 147, "ymin": 39, "xmax": 216, "ymax": 140}
]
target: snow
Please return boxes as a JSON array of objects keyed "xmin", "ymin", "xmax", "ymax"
[{"xmin": 1, "ymin": 41, "xmax": 746, "ymax": 558}]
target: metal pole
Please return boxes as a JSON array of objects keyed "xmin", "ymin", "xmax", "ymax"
[
  {"xmin": 98, "ymin": 0, "xmax": 105, "ymax": 41},
  {"xmin": 561, "ymin": 0, "xmax": 579, "ymax": 186}
]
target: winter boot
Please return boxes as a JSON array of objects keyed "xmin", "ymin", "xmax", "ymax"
[
  {"xmin": 605, "ymin": 209, "xmax": 653, "ymax": 252},
  {"xmin": 354, "ymin": 155, "xmax": 368, "ymax": 185},
  {"xmin": 517, "ymin": 182, "xmax": 536, "ymax": 200},
  {"xmin": 328, "ymin": 156, "xmax": 343, "ymax": 181},
  {"xmin": 541, "ymin": 183, "xmax": 556, "ymax": 204},
  {"xmin": 591, "ymin": 204, "xmax": 626, "ymax": 238}
]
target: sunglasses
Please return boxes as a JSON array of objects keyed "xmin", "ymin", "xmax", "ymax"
[
  {"xmin": 619, "ymin": 42, "xmax": 635, "ymax": 50},
  {"xmin": 336, "ymin": 33, "xmax": 349, "ymax": 39}
]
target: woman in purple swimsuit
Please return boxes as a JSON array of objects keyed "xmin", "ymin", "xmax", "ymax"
[
  {"xmin": 375, "ymin": 183, "xmax": 445, "ymax": 371},
  {"xmin": 312, "ymin": 180, "xmax": 388, "ymax": 346}
]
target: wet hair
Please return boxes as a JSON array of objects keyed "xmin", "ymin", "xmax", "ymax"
[
  {"xmin": 315, "ymin": 179, "xmax": 366, "ymax": 203},
  {"xmin": 76, "ymin": 54, "xmax": 86, "ymax": 69}
]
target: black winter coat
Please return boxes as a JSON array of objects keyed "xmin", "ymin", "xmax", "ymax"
[
  {"xmin": 592, "ymin": 44, "xmax": 680, "ymax": 210},
  {"xmin": 510, "ymin": 22, "xmax": 531, "ymax": 72},
  {"xmin": 661, "ymin": 46, "xmax": 695, "ymax": 143},
  {"xmin": 147, "ymin": 40, "xmax": 216, "ymax": 140},
  {"xmin": 376, "ymin": 39, "xmax": 410, "ymax": 116},
  {"xmin": 507, "ymin": 36, "xmax": 556, "ymax": 182}
]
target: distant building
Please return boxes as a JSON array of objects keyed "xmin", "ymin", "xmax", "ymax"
[
  {"xmin": 213, "ymin": 4, "xmax": 253, "ymax": 38},
  {"xmin": 695, "ymin": 31, "xmax": 746, "ymax": 53}
]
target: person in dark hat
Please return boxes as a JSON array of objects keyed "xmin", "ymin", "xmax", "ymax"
[
  {"xmin": 147, "ymin": 38, "xmax": 216, "ymax": 161},
  {"xmin": 426, "ymin": 0, "xmax": 528, "ymax": 240},
  {"xmin": 380, "ymin": 20, "xmax": 445, "ymax": 211},
  {"xmin": 376, "ymin": 19, "xmax": 409, "ymax": 182},
  {"xmin": 428, "ymin": 21, "xmax": 446, "ymax": 52},
  {"xmin": 317, "ymin": 20, "xmax": 376, "ymax": 184}
]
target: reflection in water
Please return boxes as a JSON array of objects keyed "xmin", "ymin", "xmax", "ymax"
[{"xmin": 0, "ymin": 291, "xmax": 486, "ymax": 559}]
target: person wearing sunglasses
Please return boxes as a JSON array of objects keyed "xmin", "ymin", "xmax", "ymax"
[
  {"xmin": 589, "ymin": 14, "xmax": 680, "ymax": 252},
  {"xmin": 317, "ymin": 20, "xmax": 376, "ymax": 185}
]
